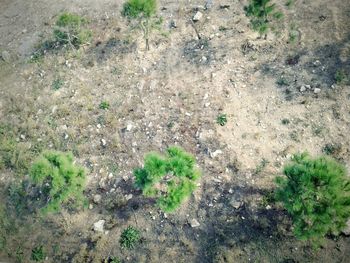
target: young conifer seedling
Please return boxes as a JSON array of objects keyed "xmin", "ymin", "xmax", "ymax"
[
  {"xmin": 122, "ymin": 0, "xmax": 162, "ymax": 50},
  {"xmin": 275, "ymin": 153, "xmax": 350, "ymax": 246}
]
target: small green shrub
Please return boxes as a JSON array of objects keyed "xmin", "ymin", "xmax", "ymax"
[
  {"xmin": 30, "ymin": 151, "xmax": 86, "ymax": 214},
  {"xmin": 244, "ymin": 0, "xmax": 283, "ymax": 36},
  {"xmin": 122, "ymin": 0, "xmax": 160, "ymax": 50},
  {"xmin": 54, "ymin": 12, "xmax": 92, "ymax": 49},
  {"xmin": 99, "ymin": 101, "xmax": 110, "ymax": 110},
  {"xmin": 134, "ymin": 146, "xmax": 200, "ymax": 212},
  {"xmin": 120, "ymin": 226, "xmax": 141, "ymax": 249},
  {"xmin": 275, "ymin": 153, "xmax": 350, "ymax": 244},
  {"xmin": 31, "ymin": 245, "xmax": 45, "ymax": 262},
  {"xmin": 52, "ymin": 78, "xmax": 64, "ymax": 90},
  {"xmin": 216, "ymin": 114, "xmax": 228, "ymax": 126},
  {"xmin": 335, "ymin": 69, "xmax": 348, "ymax": 84}
]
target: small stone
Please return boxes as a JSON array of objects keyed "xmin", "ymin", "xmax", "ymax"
[
  {"xmin": 266, "ymin": 205, "xmax": 272, "ymax": 210},
  {"xmin": 108, "ymin": 173, "xmax": 113, "ymax": 179},
  {"xmin": 1, "ymin": 51, "xmax": 11, "ymax": 62},
  {"xmin": 300, "ymin": 86, "xmax": 306, "ymax": 92},
  {"xmin": 97, "ymin": 124, "xmax": 101, "ymax": 129},
  {"xmin": 189, "ymin": 218, "xmax": 200, "ymax": 228},
  {"xmin": 163, "ymin": 213, "xmax": 168, "ymax": 219},
  {"xmin": 125, "ymin": 194, "xmax": 133, "ymax": 201},
  {"xmin": 93, "ymin": 194, "xmax": 102, "ymax": 204},
  {"xmin": 93, "ymin": 220, "xmax": 105, "ymax": 232},
  {"xmin": 122, "ymin": 175, "xmax": 128, "ymax": 181},
  {"xmin": 193, "ymin": 11, "xmax": 203, "ymax": 21},
  {"xmin": 230, "ymin": 200, "xmax": 242, "ymax": 209},
  {"xmin": 342, "ymin": 219, "xmax": 350, "ymax": 236},
  {"xmin": 100, "ymin": 139, "xmax": 107, "ymax": 147},
  {"xmin": 89, "ymin": 204, "xmax": 93, "ymax": 209},
  {"xmin": 20, "ymin": 134, "xmax": 26, "ymax": 140},
  {"xmin": 126, "ymin": 124, "xmax": 133, "ymax": 131},
  {"xmin": 210, "ymin": 150, "xmax": 223, "ymax": 158},
  {"xmin": 305, "ymin": 85, "xmax": 311, "ymax": 89},
  {"xmin": 314, "ymin": 88, "xmax": 321, "ymax": 94},
  {"xmin": 203, "ymin": 93, "xmax": 209, "ymax": 100},
  {"xmin": 201, "ymin": 56, "xmax": 207, "ymax": 62}
]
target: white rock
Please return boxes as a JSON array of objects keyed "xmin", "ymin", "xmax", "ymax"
[
  {"xmin": 189, "ymin": 218, "xmax": 200, "ymax": 228},
  {"xmin": 300, "ymin": 86, "xmax": 306, "ymax": 92},
  {"xmin": 230, "ymin": 200, "xmax": 242, "ymax": 209},
  {"xmin": 93, "ymin": 220, "xmax": 105, "ymax": 232},
  {"xmin": 126, "ymin": 124, "xmax": 133, "ymax": 131},
  {"xmin": 125, "ymin": 194, "xmax": 133, "ymax": 201},
  {"xmin": 193, "ymin": 11, "xmax": 203, "ymax": 21},
  {"xmin": 93, "ymin": 194, "xmax": 102, "ymax": 204},
  {"xmin": 305, "ymin": 85, "xmax": 311, "ymax": 89},
  {"xmin": 100, "ymin": 139, "xmax": 107, "ymax": 147},
  {"xmin": 1, "ymin": 51, "xmax": 11, "ymax": 62},
  {"xmin": 210, "ymin": 150, "xmax": 223, "ymax": 158},
  {"xmin": 314, "ymin": 88, "xmax": 321, "ymax": 94}
]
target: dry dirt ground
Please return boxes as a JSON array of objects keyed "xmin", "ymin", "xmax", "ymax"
[{"xmin": 0, "ymin": 0, "xmax": 350, "ymax": 262}]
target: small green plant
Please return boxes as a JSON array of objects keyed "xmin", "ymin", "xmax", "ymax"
[
  {"xmin": 281, "ymin": 118, "xmax": 290, "ymax": 125},
  {"xmin": 122, "ymin": 0, "xmax": 161, "ymax": 50},
  {"xmin": 120, "ymin": 226, "xmax": 141, "ymax": 249},
  {"xmin": 322, "ymin": 143, "xmax": 341, "ymax": 156},
  {"xmin": 244, "ymin": 0, "xmax": 283, "ymax": 36},
  {"xmin": 335, "ymin": 69, "xmax": 348, "ymax": 84},
  {"xmin": 54, "ymin": 12, "xmax": 92, "ymax": 49},
  {"xmin": 216, "ymin": 114, "xmax": 228, "ymax": 126},
  {"xmin": 285, "ymin": 0, "xmax": 294, "ymax": 7},
  {"xmin": 134, "ymin": 146, "xmax": 200, "ymax": 212},
  {"xmin": 254, "ymin": 158, "xmax": 269, "ymax": 174},
  {"xmin": 30, "ymin": 151, "xmax": 86, "ymax": 214},
  {"xmin": 31, "ymin": 245, "xmax": 45, "ymax": 262},
  {"xmin": 52, "ymin": 78, "xmax": 64, "ymax": 90},
  {"xmin": 275, "ymin": 153, "xmax": 350, "ymax": 245},
  {"xmin": 276, "ymin": 76, "xmax": 289, "ymax": 86},
  {"xmin": 99, "ymin": 101, "xmax": 110, "ymax": 110}
]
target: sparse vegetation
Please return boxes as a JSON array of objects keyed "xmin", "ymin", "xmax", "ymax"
[
  {"xmin": 29, "ymin": 151, "xmax": 86, "ymax": 214},
  {"xmin": 275, "ymin": 153, "xmax": 350, "ymax": 244},
  {"xmin": 335, "ymin": 69, "xmax": 348, "ymax": 84},
  {"xmin": 120, "ymin": 226, "xmax": 141, "ymax": 249},
  {"xmin": 134, "ymin": 146, "xmax": 200, "ymax": 212},
  {"xmin": 52, "ymin": 78, "xmax": 64, "ymax": 90},
  {"xmin": 244, "ymin": 0, "xmax": 283, "ymax": 36}
]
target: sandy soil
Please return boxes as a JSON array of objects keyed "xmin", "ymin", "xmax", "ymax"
[{"xmin": 0, "ymin": 0, "xmax": 350, "ymax": 262}]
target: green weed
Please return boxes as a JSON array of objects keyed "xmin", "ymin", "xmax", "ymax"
[
  {"xmin": 31, "ymin": 245, "xmax": 45, "ymax": 262},
  {"xmin": 216, "ymin": 114, "xmax": 228, "ymax": 126},
  {"xmin": 120, "ymin": 226, "xmax": 141, "ymax": 249},
  {"xmin": 99, "ymin": 101, "xmax": 110, "ymax": 110},
  {"xmin": 335, "ymin": 69, "xmax": 348, "ymax": 84},
  {"xmin": 275, "ymin": 153, "xmax": 350, "ymax": 245},
  {"xmin": 52, "ymin": 78, "xmax": 64, "ymax": 90}
]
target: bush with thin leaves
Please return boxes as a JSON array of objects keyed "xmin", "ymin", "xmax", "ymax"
[
  {"xmin": 275, "ymin": 153, "xmax": 350, "ymax": 245},
  {"xmin": 134, "ymin": 146, "xmax": 200, "ymax": 212},
  {"xmin": 244, "ymin": 0, "xmax": 283, "ymax": 36},
  {"xmin": 30, "ymin": 151, "xmax": 86, "ymax": 214},
  {"xmin": 120, "ymin": 226, "xmax": 141, "ymax": 249}
]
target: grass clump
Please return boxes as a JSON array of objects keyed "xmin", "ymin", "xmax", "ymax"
[
  {"xmin": 31, "ymin": 245, "xmax": 45, "ymax": 262},
  {"xmin": 134, "ymin": 146, "xmax": 200, "ymax": 212},
  {"xmin": 54, "ymin": 12, "xmax": 92, "ymax": 49},
  {"xmin": 29, "ymin": 151, "xmax": 86, "ymax": 214},
  {"xmin": 244, "ymin": 0, "xmax": 283, "ymax": 37},
  {"xmin": 122, "ymin": 0, "xmax": 162, "ymax": 50},
  {"xmin": 120, "ymin": 226, "xmax": 141, "ymax": 249},
  {"xmin": 52, "ymin": 78, "xmax": 64, "ymax": 90},
  {"xmin": 275, "ymin": 153, "xmax": 350, "ymax": 245},
  {"xmin": 216, "ymin": 114, "xmax": 228, "ymax": 126},
  {"xmin": 335, "ymin": 69, "xmax": 348, "ymax": 85}
]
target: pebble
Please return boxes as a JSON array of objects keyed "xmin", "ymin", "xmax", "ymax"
[
  {"xmin": 300, "ymin": 86, "xmax": 306, "ymax": 92},
  {"xmin": 126, "ymin": 124, "xmax": 133, "ymax": 131},
  {"xmin": 189, "ymin": 218, "xmax": 200, "ymax": 228},
  {"xmin": 193, "ymin": 11, "xmax": 203, "ymax": 21},
  {"xmin": 100, "ymin": 139, "xmax": 107, "ymax": 147},
  {"xmin": 125, "ymin": 194, "xmax": 133, "ymax": 201},
  {"xmin": 230, "ymin": 200, "xmax": 242, "ymax": 209},
  {"xmin": 93, "ymin": 220, "xmax": 105, "ymax": 232},
  {"xmin": 1, "ymin": 50, "xmax": 11, "ymax": 62},
  {"xmin": 210, "ymin": 150, "xmax": 223, "ymax": 158},
  {"xmin": 314, "ymin": 88, "xmax": 321, "ymax": 94},
  {"xmin": 93, "ymin": 194, "xmax": 102, "ymax": 204}
]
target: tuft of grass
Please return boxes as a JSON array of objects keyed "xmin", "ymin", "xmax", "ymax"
[
  {"xmin": 275, "ymin": 153, "xmax": 350, "ymax": 245},
  {"xmin": 276, "ymin": 77, "xmax": 289, "ymax": 86},
  {"xmin": 134, "ymin": 146, "xmax": 200, "ymax": 212},
  {"xmin": 31, "ymin": 245, "xmax": 45, "ymax": 262},
  {"xmin": 335, "ymin": 69, "xmax": 348, "ymax": 84},
  {"xmin": 99, "ymin": 101, "xmax": 110, "ymax": 110},
  {"xmin": 322, "ymin": 143, "xmax": 341, "ymax": 156},
  {"xmin": 120, "ymin": 226, "xmax": 141, "ymax": 249},
  {"xmin": 30, "ymin": 151, "xmax": 86, "ymax": 214},
  {"xmin": 216, "ymin": 114, "xmax": 228, "ymax": 126},
  {"xmin": 281, "ymin": 118, "xmax": 290, "ymax": 125},
  {"xmin": 254, "ymin": 158, "xmax": 269, "ymax": 174}
]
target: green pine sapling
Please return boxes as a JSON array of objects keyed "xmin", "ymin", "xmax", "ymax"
[
  {"xmin": 30, "ymin": 151, "xmax": 86, "ymax": 214},
  {"xmin": 122, "ymin": 0, "xmax": 162, "ymax": 50},
  {"xmin": 244, "ymin": 0, "xmax": 283, "ymax": 37},
  {"xmin": 275, "ymin": 153, "xmax": 350, "ymax": 245},
  {"xmin": 134, "ymin": 146, "xmax": 201, "ymax": 212}
]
